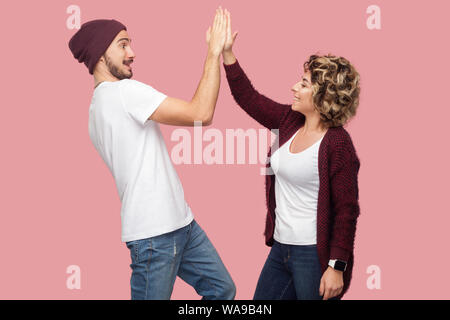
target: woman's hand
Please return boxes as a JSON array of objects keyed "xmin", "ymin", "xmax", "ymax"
[
  {"xmin": 224, "ymin": 9, "xmax": 238, "ymax": 53},
  {"xmin": 206, "ymin": 7, "xmax": 227, "ymax": 57},
  {"xmin": 222, "ymin": 9, "xmax": 238, "ymax": 65},
  {"xmin": 319, "ymin": 266, "xmax": 344, "ymax": 300}
]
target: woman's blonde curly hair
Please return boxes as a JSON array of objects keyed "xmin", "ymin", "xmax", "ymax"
[{"xmin": 303, "ymin": 54, "xmax": 360, "ymax": 128}]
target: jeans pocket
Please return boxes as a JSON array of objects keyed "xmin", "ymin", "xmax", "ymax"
[
  {"xmin": 126, "ymin": 240, "xmax": 140, "ymax": 264},
  {"xmin": 126, "ymin": 240, "xmax": 137, "ymax": 248}
]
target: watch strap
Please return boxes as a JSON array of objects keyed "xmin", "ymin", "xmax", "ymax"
[{"xmin": 328, "ymin": 259, "xmax": 347, "ymax": 272}]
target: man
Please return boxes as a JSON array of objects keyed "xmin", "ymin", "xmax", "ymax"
[{"xmin": 68, "ymin": 8, "xmax": 236, "ymax": 300}]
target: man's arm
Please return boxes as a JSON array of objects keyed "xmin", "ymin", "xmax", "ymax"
[
  {"xmin": 149, "ymin": 8, "xmax": 226, "ymax": 126},
  {"xmin": 150, "ymin": 52, "xmax": 221, "ymax": 126}
]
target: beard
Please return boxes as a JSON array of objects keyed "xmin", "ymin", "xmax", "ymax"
[{"xmin": 103, "ymin": 54, "xmax": 132, "ymax": 80}]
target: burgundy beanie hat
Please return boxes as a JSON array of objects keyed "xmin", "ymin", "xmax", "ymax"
[{"xmin": 68, "ymin": 19, "xmax": 127, "ymax": 74}]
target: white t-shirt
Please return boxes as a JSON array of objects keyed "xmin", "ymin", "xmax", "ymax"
[
  {"xmin": 88, "ymin": 79, "xmax": 194, "ymax": 242},
  {"xmin": 270, "ymin": 129, "xmax": 325, "ymax": 245}
]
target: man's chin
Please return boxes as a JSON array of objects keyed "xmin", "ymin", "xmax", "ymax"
[
  {"xmin": 116, "ymin": 72, "xmax": 133, "ymax": 80},
  {"xmin": 108, "ymin": 66, "xmax": 133, "ymax": 80},
  {"xmin": 124, "ymin": 68, "xmax": 133, "ymax": 79}
]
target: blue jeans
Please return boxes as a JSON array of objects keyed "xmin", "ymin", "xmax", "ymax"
[
  {"xmin": 254, "ymin": 240, "xmax": 339, "ymax": 300},
  {"xmin": 125, "ymin": 219, "xmax": 236, "ymax": 300}
]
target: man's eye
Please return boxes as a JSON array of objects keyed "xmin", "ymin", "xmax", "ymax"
[{"xmin": 122, "ymin": 44, "xmax": 126, "ymax": 48}]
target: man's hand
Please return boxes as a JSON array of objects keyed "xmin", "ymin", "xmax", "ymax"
[
  {"xmin": 206, "ymin": 7, "xmax": 227, "ymax": 57},
  {"xmin": 319, "ymin": 266, "xmax": 344, "ymax": 300}
]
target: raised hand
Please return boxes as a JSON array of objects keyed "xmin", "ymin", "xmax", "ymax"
[
  {"xmin": 206, "ymin": 7, "xmax": 227, "ymax": 57},
  {"xmin": 223, "ymin": 9, "xmax": 238, "ymax": 53},
  {"xmin": 222, "ymin": 9, "xmax": 237, "ymax": 65}
]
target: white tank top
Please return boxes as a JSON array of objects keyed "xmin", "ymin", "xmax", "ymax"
[{"xmin": 270, "ymin": 128, "xmax": 325, "ymax": 245}]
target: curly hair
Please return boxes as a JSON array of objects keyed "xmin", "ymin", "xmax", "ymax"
[{"xmin": 303, "ymin": 54, "xmax": 360, "ymax": 128}]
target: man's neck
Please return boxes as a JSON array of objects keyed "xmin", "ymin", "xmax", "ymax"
[
  {"xmin": 93, "ymin": 72, "xmax": 119, "ymax": 89},
  {"xmin": 94, "ymin": 81, "xmax": 104, "ymax": 89}
]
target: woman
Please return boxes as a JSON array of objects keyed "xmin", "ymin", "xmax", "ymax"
[{"xmin": 221, "ymin": 10, "xmax": 361, "ymax": 300}]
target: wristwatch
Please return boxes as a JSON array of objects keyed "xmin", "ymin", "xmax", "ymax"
[{"xmin": 328, "ymin": 259, "xmax": 347, "ymax": 272}]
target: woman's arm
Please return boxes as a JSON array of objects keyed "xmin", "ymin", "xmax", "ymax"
[
  {"xmin": 221, "ymin": 11, "xmax": 290, "ymax": 130},
  {"xmin": 329, "ymin": 138, "xmax": 361, "ymax": 263},
  {"xmin": 223, "ymin": 55, "xmax": 291, "ymax": 130},
  {"xmin": 320, "ymin": 132, "xmax": 361, "ymax": 300}
]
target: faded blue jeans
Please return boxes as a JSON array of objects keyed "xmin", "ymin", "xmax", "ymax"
[
  {"xmin": 254, "ymin": 240, "xmax": 340, "ymax": 300},
  {"xmin": 125, "ymin": 219, "xmax": 236, "ymax": 300}
]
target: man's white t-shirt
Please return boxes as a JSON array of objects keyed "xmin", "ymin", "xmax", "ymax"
[{"xmin": 88, "ymin": 79, "xmax": 194, "ymax": 242}]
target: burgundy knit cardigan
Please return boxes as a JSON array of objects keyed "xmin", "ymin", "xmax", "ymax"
[{"xmin": 224, "ymin": 60, "xmax": 361, "ymax": 299}]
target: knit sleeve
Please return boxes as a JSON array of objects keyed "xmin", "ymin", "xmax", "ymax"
[
  {"xmin": 329, "ymin": 138, "xmax": 361, "ymax": 263},
  {"xmin": 223, "ymin": 59, "xmax": 291, "ymax": 131}
]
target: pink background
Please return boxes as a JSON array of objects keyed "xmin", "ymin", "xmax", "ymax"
[{"xmin": 1, "ymin": 0, "xmax": 449, "ymax": 299}]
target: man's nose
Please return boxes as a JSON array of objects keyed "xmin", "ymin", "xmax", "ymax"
[{"xmin": 128, "ymin": 47, "xmax": 136, "ymax": 59}]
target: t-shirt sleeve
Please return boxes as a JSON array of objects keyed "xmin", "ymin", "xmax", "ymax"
[{"xmin": 119, "ymin": 79, "xmax": 167, "ymax": 126}]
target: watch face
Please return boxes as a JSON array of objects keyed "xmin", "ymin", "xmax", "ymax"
[{"xmin": 335, "ymin": 260, "xmax": 346, "ymax": 271}]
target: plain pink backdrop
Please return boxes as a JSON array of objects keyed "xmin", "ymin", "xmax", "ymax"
[{"xmin": 1, "ymin": 0, "xmax": 449, "ymax": 299}]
